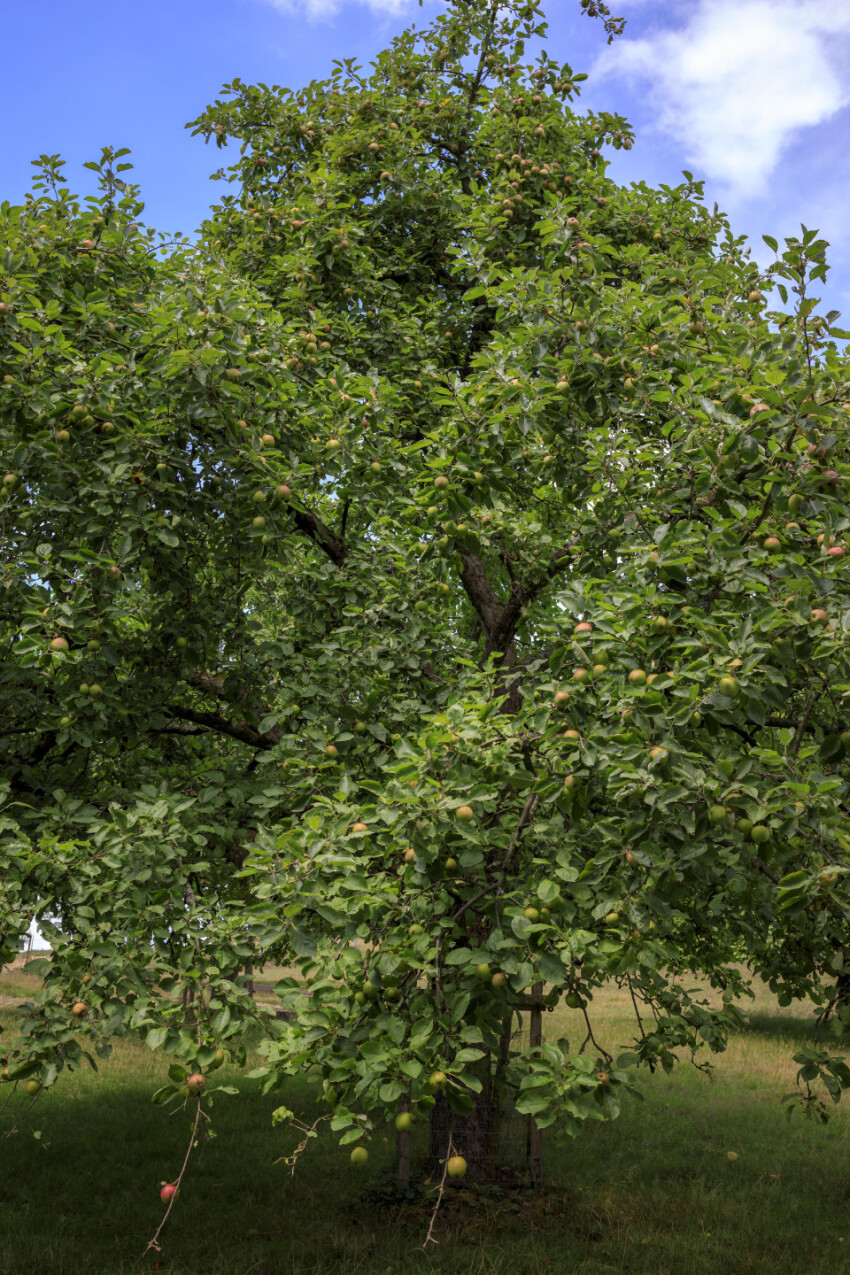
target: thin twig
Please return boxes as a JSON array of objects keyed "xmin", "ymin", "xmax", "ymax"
[
  {"xmin": 422, "ymin": 1124, "xmax": 455, "ymax": 1249},
  {"xmin": 144, "ymin": 1097, "xmax": 205, "ymax": 1256},
  {"xmin": 450, "ymin": 791, "xmax": 540, "ymax": 928},
  {"xmin": 578, "ymin": 1004, "xmax": 613, "ymax": 1063}
]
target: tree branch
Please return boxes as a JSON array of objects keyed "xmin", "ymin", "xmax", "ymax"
[
  {"xmin": 291, "ymin": 506, "xmax": 349, "ymax": 566},
  {"xmin": 166, "ymin": 705, "xmax": 281, "ymax": 748}
]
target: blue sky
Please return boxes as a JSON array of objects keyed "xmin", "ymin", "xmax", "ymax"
[{"xmin": 3, "ymin": 0, "xmax": 849, "ymax": 317}]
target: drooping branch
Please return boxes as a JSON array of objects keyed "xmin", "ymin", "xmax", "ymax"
[{"xmin": 166, "ymin": 705, "xmax": 282, "ymax": 748}]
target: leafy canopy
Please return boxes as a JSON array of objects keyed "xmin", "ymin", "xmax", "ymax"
[{"xmin": 2, "ymin": 0, "xmax": 850, "ymax": 1142}]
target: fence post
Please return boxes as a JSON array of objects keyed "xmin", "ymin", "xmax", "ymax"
[{"xmin": 528, "ymin": 981, "xmax": 544, "ymax": 1187}]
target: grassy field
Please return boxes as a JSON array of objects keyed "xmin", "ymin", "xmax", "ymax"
[{"xmin": 1, "ymin": 967, "xmax": 849, "ymax": 1275}]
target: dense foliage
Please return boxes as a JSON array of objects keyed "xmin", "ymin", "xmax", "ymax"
[{"xmin": 3, "ymin": 0, "xmax": 850, "ymax": 1168}]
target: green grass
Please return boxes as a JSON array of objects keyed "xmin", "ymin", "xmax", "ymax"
[{"xmin": 1, "ymin": 977, "xmax": 849, "ymax": 1275}]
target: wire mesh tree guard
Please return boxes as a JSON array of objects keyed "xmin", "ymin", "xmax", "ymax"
[{"xmin": 397, "ymin": 983, "xmax": 546, "ymax": 1187}]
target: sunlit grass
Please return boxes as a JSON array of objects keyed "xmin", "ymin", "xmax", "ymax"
[{"xmin": 1, "ymin": 971, "xmax": 848, "ymax": 1274}]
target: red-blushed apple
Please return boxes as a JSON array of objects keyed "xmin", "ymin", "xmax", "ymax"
[
  {"xmin": 50, "ymin": 637, "xmax": 69, "ymax": 652},
  {"xmin": 434, "ymin": 475, "xmax": 449, "ymax": 490},
  {"xmin": 456, "ymin": 805, "xmax": 474, "ymax": 822},
  {"xmin": 574, "ymin": 621, "xmax": 592, "ymax": 634},
  {"xmin": 326, "ymin": 744, "xmax": 338, "ymax": 758},
  {"xmin": 811, "ymin": 608, "xmax": 829, "ymax": 626},
  {"xmin": 160, "ymin": 1183, "xmax": 179, "ymax": 1203},
  {"xmin": 352, "ymin": 821, "xmax": 368, "ymax": 833},
  {"xmin": 491, "ymin": 972, "xmax": 508, "ymax": 989},
  {"xmin": 71, "ymin": 1001, "xmax": 87, "ymax": 1017},
  {"xmin": 763, "ymin": 536, "xmax": 780, "ymax": 551},
  {"xmin": 572, "ymin": 667, "xmax": 590, "ymax": 684},
  {"xmin": 554, "ymin": 690, "xmax": 571, "ymax": 709},
  {"xmin": 186, "ymin": 1073, "xmax": 205, "ymax": 1095},
  {"xmin": 403, "ymin": 848, "xmax": 415, "ymax": 863}
]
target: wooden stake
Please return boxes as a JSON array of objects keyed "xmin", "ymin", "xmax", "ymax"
[{"xmin": 529, "ymin": 981, "xmax": 543, "ymax": 1187}]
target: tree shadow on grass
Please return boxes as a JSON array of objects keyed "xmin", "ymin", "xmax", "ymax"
[{"xmin": 737, "ymin": 1012, "xmax": 823, "ymax": 1043}]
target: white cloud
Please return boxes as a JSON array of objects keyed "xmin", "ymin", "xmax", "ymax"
[{"xmin": 598, "ymin": 0, "xmax": 850, "ymax": 199}]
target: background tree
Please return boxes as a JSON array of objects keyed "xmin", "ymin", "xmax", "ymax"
[{"xmin": 2, "ymin": 0, "xmax": 850, "ymax": 1187}]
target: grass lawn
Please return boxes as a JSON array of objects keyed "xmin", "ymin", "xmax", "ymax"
[{"xmin": 1, "ymin": 971, "xmax": 849, "ymax": 1275}]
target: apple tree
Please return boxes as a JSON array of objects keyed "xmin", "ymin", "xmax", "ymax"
[{"xmin": 3, "ymin": 0, "xmax": 850, "ymax": 1182}]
